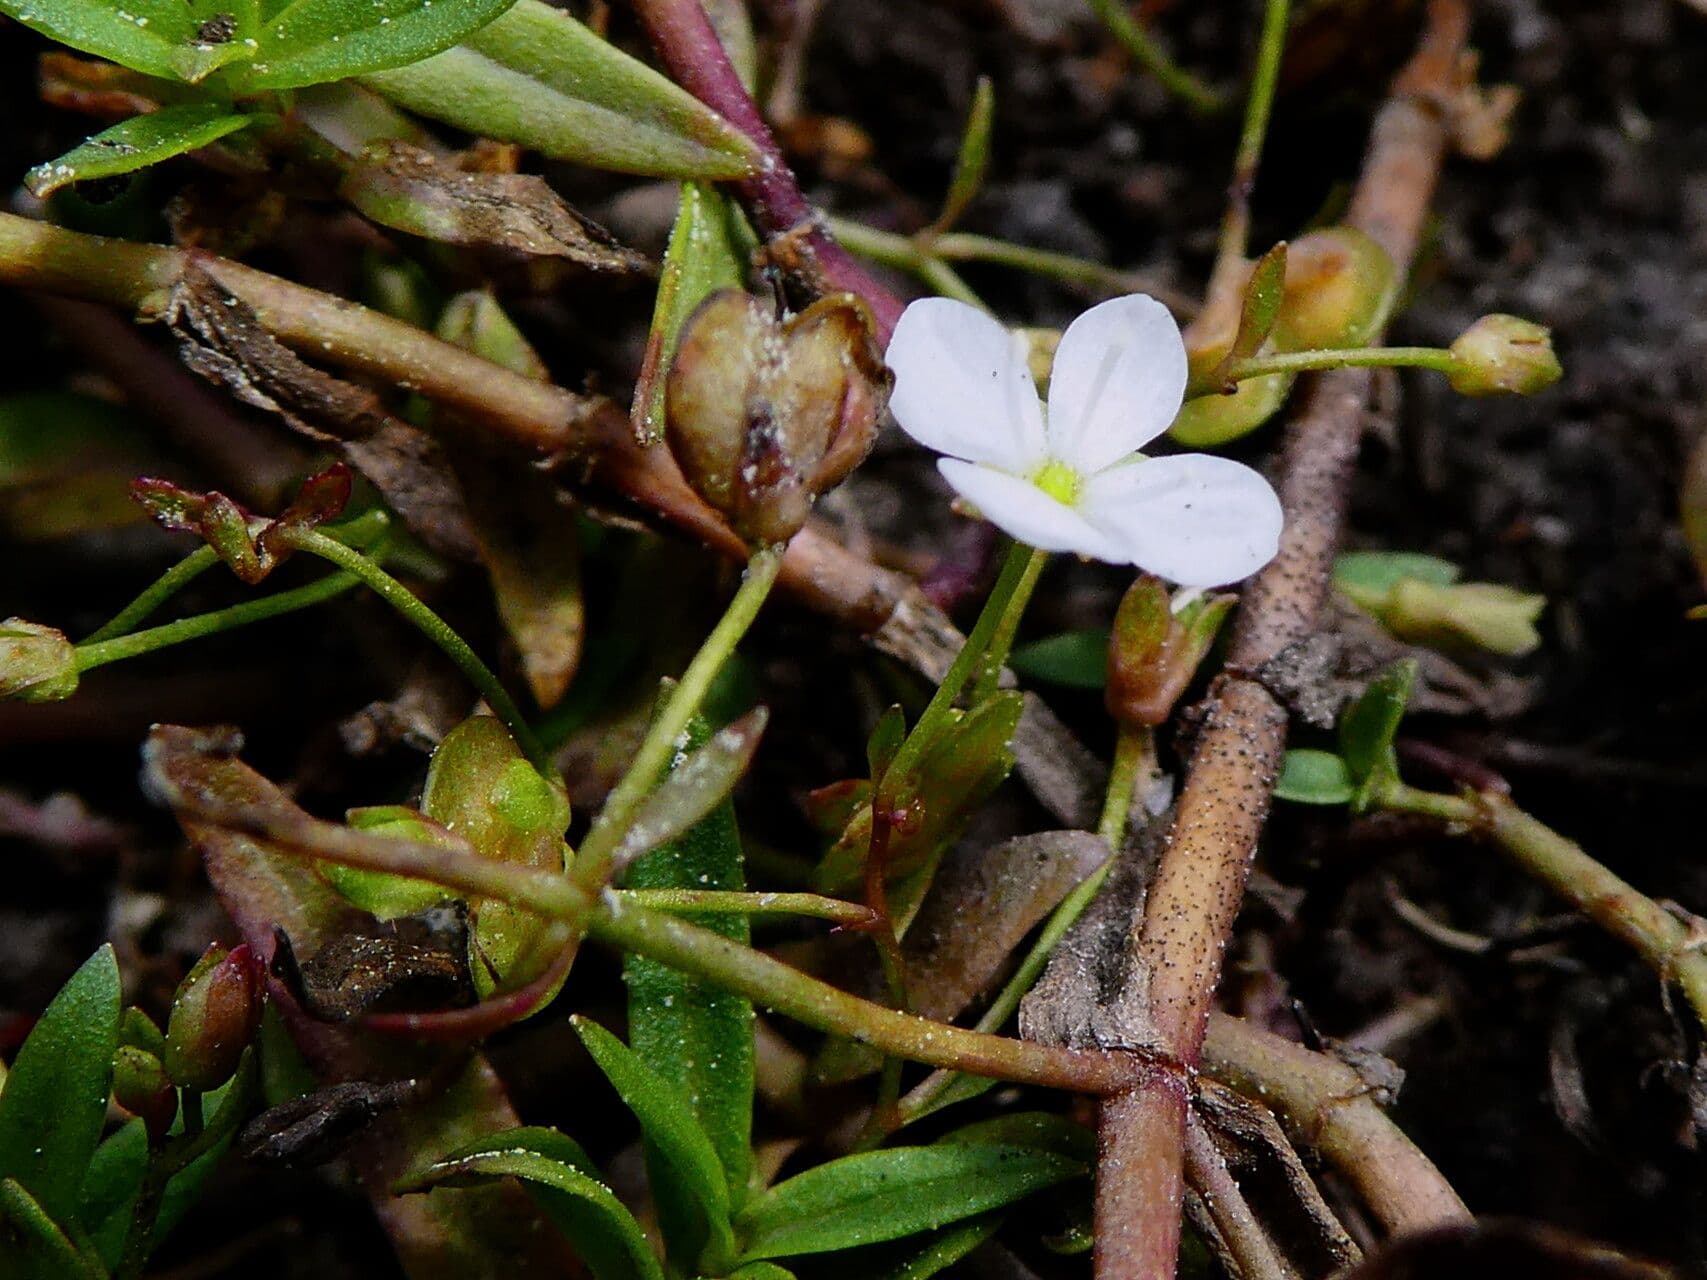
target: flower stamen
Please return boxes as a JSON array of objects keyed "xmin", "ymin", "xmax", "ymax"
[{"xmin": 1032, "ymin": 459, "xmax": 1083, "ymax": 506}]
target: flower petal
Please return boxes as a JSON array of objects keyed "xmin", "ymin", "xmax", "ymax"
[
  {"xmin": 1081, "ymin": 453, "xmax": 1283, "ymax": 587},
  {"xmin": 886, "ymin": 297, "xmax": 1048, "ymax": 471},
  {"xmin": 938, "ymin": 459, "xmax": 1127, "ymax": 560},
  {"xmin": 1046, "ymin": 294, "xmax": 1188, "ymax": 472}
]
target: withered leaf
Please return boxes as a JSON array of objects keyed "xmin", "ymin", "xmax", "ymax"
[
  {"xmin": 904, "ymin": 830, "xmax": 1108, "ymax": 1023},
  {"xmin": 279, "ymin": 926, "xmax": 475, "ymax": 1023},
  {"xmin": 159, "ymin": 268, "xmax": 480, "ymax": 561},
  {"xmin": 238, "ymin": 1078, "xmax": 420, "ymax": 1168},
  {"xmin": 342, "ymin": 141, "xmax": 647, "ymax": 271}
]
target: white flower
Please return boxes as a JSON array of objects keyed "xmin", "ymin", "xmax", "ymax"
[{"xmin": 884, "ymin": 294, "xmax": 1284, "ymax": 588}]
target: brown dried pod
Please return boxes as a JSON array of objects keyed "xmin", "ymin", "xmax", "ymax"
[{"xmin": 665, "ymin": 288, "xmax": 890, "ymax": 547}]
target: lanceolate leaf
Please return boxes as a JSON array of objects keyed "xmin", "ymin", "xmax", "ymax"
[
  {"xmin": 362, "ymin": 0, "xmax": 757, "ymax": 179},
  {"xmin": 571, "ymin": 1016, "xmax": 737, "ymax": 1271},
  {"xmin": 614, "ymin": 707, "xmax": 766, "ymax": 872},
  {"xmin": 622, "ymin": 709, "xmax": 757, "ymax": 1242},
  {"xmin": 735, "ymin": 1144, "xmax": 1086, "ymax": 1261},
  {"xmin": 234, "ymin": 0, "xmax": 518, "ymax": 92},
  {"xmin": 0, "ymin": 945, "xmax": 120, "ymax": 1227},
  {"xmin": 1009, "ymin": 629, "xmax": 1110, "ymax": 689},
  {"xmin": 404, "ymin": 1128, "xmax": 663, "ymax": 1280},
  {"xmin": 634, "ymin": 182, "xmax": 749, "ymax": 442},
  {"xmin": 1339, "ymin": 659, "xmax": 1418, "ymax": 793},
  {"xmin": 0, "ymin": 0, "xmax": 241, "ymax": 84},
  {"xmin": 25, "ymin": 105, "xmax": 263, "ymax": 198},
  {"xmin": 0, "ymin": 1178, "xmax": 101, "ymax": 1280}
]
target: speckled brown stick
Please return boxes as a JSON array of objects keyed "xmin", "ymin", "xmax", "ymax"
[{"xmin": 1093, "ymin": 4, "xmax": 1472, "ymax": 1276}]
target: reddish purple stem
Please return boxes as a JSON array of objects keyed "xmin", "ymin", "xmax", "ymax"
[{"xmin": 630, "ymin": 0, "xmax": 906, "ymax": 340}]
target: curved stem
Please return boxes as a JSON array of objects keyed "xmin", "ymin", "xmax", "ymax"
[
  {"xmin": 1084, "ymin": 0, "xmax": 1222, "ymax": 113},
  {"xmin": 969, "ymin": 547, "xmax": 1050, "ymax": 704},
  {"xmin": 83, "ymin": 546, "xmax": 220, "ymax": 644},
  {"xmin": 276, "ymin": 526, "xmax": 550, "ymax": 773},
  {"xmin": 1373, "ymin": 779, "xmax": 1707, "ymax": 1034},
  {"xmin": 74, "ymin": 570, "xmax": 366, "ymax": 672},
  {"xmin": 1211, "ymin": 0, "xmax": 1292, "ymax": 280},
  {"xmin": 616, "ymin": 888, "xmax": 879, "ymax": 927},
  {"xmin": 572, "ymin": 545, "xmax": 784, "ymax": 896}
]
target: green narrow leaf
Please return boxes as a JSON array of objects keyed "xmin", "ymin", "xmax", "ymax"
[
  {"xmin": 882, "ymin": 1213, "xmax": 1002, "ymax": 1280},
  {"xmin": 735, "ymin": 1145, "xmax": 1085, "ymax": 1261},
  {"xmin": 571, "ymin": 1017, "xmax": 737, "ymax": 1272},
  {"xmin": 0, "ymin": 945, "xmax": 121, "ymax": 1226},
  {"xmin": 614, "ymin": 707, "xmax": 766, "ymax": 871},
  {"xmin": 1338, "ymin": 659, "xmax": 1418, "ymax": 788},
  {"xmin": 361, "ymin": 0, "xmax": 757, "ymax": 178},
  {"xmin": 25, "ymin": 105, "xmax": 262, "ymax": 198},
  {"xmin": 727, "ymin": 1264, "xmax": 797, "ymax": 1280},
  {"xmin": 621, "ymin": 707, "xmax": 757, "ymax": 1228},
  {"xmin": 938, "ymin": 1112, "xmax": 1095, "ymax": 1161},
  {"xmin": 0, "ymin": 0, "xmax": 216, "ymax": 83},
  {"xmin": 634, "ymin": 182, "xmax": 748, "ymax": 442},
  {"xmin": 866, "ymin": 704, "xmax": 907, "ymax": 783},
  {"xmin": 1273, "ymin": 749, "xmax": 1356, "ymax": 806},
  {"xmin": 232, "ymin": 0, "xmax": 518, "ymax": 92},
  {"xmin": 1009, "ymin": 629, "xmax": 1110, "ymax": 689},
  {"xmin": 1223, "ymin": 241, "xmax": 1288, "ymax": 366},
  {"xmin": 0, "ymin": 1178, "xmax": 102, "ymax": 1280},
  {"xmin": 402, "ymin": 1128, "xmax": 663, "ymax": 1280},
  {"xmin": 932, "ymin": 75, "xmax": 994, "ymax": 233}
]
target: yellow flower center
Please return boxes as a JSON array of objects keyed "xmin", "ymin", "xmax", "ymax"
[{"xmin": 1032, "ymin": 459, "xmax": 1083, "ymax": 506}]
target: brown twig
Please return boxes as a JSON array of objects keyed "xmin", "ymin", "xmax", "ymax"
[
  {"xmin": 1183, "ymin": 1108, "xmax": 1294, "ymax": 1280},
  {"xmin": 1094, "ymin": 5, "xmax": 1473, "ymax": 1276},
  {"xmin": 1200, "ymin": 1015, "xmax": 1470, "ymax": 1237}
]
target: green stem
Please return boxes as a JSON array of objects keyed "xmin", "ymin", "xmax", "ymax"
[
  {"xmin": 276, "ymin": 526, "xmax": 550, "ymax": 773},
  {"xmin": 617, "ymin": 888, "xmax": 878, "ymax": 927},
  {"xmin": 1085, "ymin": 0, "xmax": 1223, "ymax": 112},
  {"xmin": 1372, "ymin": 780, "xmax": 1707, "ymax": 1035},
  {"xmin": 1212, "ymin": 0, "xmax": 1291, "ymax": 277},
  {"xmin": 1210, "ymin": 345, "xmax": 1453, "ymax": 387},
  {"xmin": 889, "ymin": 541, "xmax": 1036, "ymax": 787},
  {"xmin": 220, "ymin": 801, "xmax": 1135, "ymax": 1093},
  {"xmin": 74, "ymin": 571, "xmax": 366, "ymax": 672},
  {"xmin": 969, "ymin": 547, "xmax": 1050, "ymax": 705},
  {"xmin": 828, "ymin": 216, "xmax": 1156, "ymax": 300},
  {"xmin": 1097, "ymin": 723, "xmax": 1155, "ymax": 847},
  {"xmin": 83, "ymin": 546, "xmax": 220, "ymax": 644},
  {"xmin": 571, "ymin": 545, "xmax": 785, "ymax": 896},
  {"xmin": 586, "ymin": 893, "xmax": 1133, "ymax": 1092}
]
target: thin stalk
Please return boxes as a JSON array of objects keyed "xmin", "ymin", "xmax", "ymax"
[
  {"xmin": 193, "ymin": 790, "xmax": 1140, "ymax": 1093},
  {"xmin": 82, "ymin": 546, "xmax": 220, "ymax": 644},
  {"xmin": 1085, "ymin": 0, "xmax": 1222, "ymax": 113},
  {"xmin": 1097, "ymin": 723, "xmax": 1155, "ymax": 847},
  {"xmin": 572, "ymin": 545, "xmax": 784, "ymax": 895},
  {"xmin": 1373, "ymin": 780, "xmax": 1707, "ymax": 1033},
  {"xmin": 1213, "ymin": 344, "xmax": 1453, "ymax": 387},
  {"xmin": 969, "ymin": 547, "xmax": 1050, "ymax": 704},
  {"xmin": 74, "ymin": 571, "xmax": 366, "ymax": 672},
  {"xmin": 618, "ymin": 888, "xmax": 879, "ymax": 927},
  {"xmin": 1211, "ymin": 0, "xmax": 1292, "ymax": 282},
  {"xmin": 276, "ymin": 527, "xmax": 550, "ymax": 773}
]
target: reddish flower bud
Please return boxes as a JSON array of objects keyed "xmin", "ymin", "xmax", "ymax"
[
  {"xmin": 666, "ymin": 289, "xmax": 890, "ymax": 546},
  {"xmin": 1106, "ymin": 577, "xmax": 1236, "ymax": 726},
  {"xmin": 163, "ymin": 943, "xmax": 265, "ymax": 1092}
]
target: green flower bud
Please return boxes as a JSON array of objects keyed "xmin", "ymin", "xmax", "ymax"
[
  {"xmin": 1385, "ymin": 578, "xmax": 1545, "ymax": 657},
  {"xmin": 1271, "ymin": 227, "xmax": 1398, "ymax": 352},
  {"xmin": 119, "ymin": 1005, "xmax": 167, "ymax": 1057},
  {"xmin": 163, "ymin": 943, "xmax": 264, "ymax": 1093},
  {"xmin": 1447, "ymin": 314, "xmax": 1562, "ymax": 396},
  {"xmin": 0, "ymin": 619, "xmax": 78, "ymax": 702},
  {"xmin": 112, "ymin": 1045, "xmax": 177, "ymax": 1144},
  {"xmin": 666, "ymin": 289, "xmax": 890, "ymax": 547}
]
